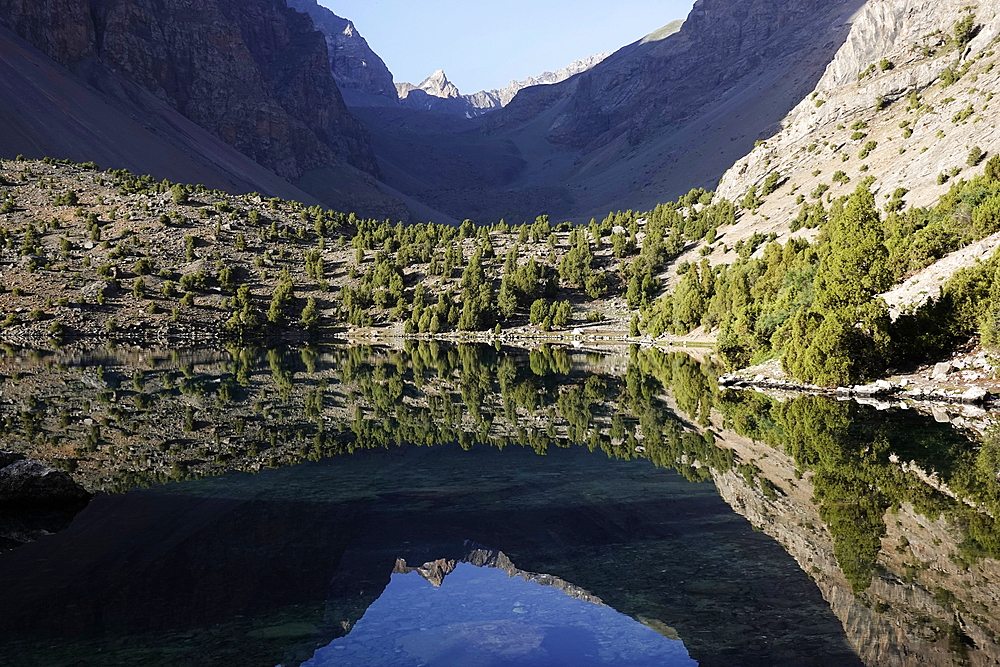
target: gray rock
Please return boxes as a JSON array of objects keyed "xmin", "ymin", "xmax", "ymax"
[
  {"xmin": 932, "ymin": 362, "xmax": 952, "ymax": 380},
  {"xmin": 931, "ymin": 406, "xmax": 952, "ymax": 423},
  {"xmin": 961, "ymin": 387, "xmax": 989, "ymax": 404},
  {"xmin": 0, "ymin": 459, "xmax": 91, "ymax": 505}
]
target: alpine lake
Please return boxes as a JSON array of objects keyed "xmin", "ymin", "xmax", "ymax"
[{"xmin": 0, "ymin": 341, "xmax": 998, "ymax": 667}]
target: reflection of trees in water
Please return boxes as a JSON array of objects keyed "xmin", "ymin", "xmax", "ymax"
[
  {"xmin": 4, "ymin": 341, "xmax": 998, "ymax": 597},
  {"xmin": 720, "ymin": 389, "xmax": 1000, "ymax": 593},
  {"xmin": 0, "ymin": 343, "xmax": 725, "ymax": 494}
]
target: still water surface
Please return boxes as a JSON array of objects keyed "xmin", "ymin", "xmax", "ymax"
[{"xmin": 0, "ymin": 343, "xmax": 995, "ymax": 666}]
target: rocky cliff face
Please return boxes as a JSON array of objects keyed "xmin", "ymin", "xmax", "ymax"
[
  {"xmin": 717, "ymin": 0, "xmax": 1000, "ymax": 206},
  {"xmin": 476, "ymin": 52, "xmax": 612, "ymax": 109},
  {"xmin": 710, "ymin": 0, "xmax": 1000, "ymax": 301},
  {"xmin": 494, "ymin": 0, "xmax": 862, "ymax": 150},
  {"xmin": 370, "ymin": 0, "xmax": 867, "ymax": 223},
  {"xmin": 0, "ymin": 0, "xmax": 379, "ymax": 181},
  {"xmin": 286, "ymin": 0, "xmax": 397, "ymax": 102}
]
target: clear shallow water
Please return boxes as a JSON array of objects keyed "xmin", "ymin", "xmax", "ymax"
[
  {"xmin": 0, "ymin": 443, "xmax": 858, "ymax": 667},
  {"xmin": 3, "ymin": 342, "xmax": 995, "ymax": 666}
]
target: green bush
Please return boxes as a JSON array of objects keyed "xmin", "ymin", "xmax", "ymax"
[{"xmin": 968, "ymin": 146, "xmax": 985, "ymax": 166}]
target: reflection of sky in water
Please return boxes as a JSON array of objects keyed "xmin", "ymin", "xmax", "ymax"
[{"xmin": 305, "ymin": 562, "xmax": 698, "ymax": 667}]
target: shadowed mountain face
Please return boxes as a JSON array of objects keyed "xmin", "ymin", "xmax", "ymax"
[
  {"xmin": 1, "ymin": 0, "xmax": 868, "ymax": 225},
  {"xmin": 0, "ymin": 0, "xmax": 412, "ymax": 220},
  {"xmin": 354, "ymin": 0, "xmax": 869, "ymax": 223},
  {"xmin": 0, "ymin": 0, "xmax": 375, "ymax": 180},
  {"xmin": 286, "ymin": 0, "xmax": 397, "ymax": 103}
]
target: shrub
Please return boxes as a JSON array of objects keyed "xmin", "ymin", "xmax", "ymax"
[
  {"xmin": 170, "ymin": 184, "xmax": 188, "ymax": 205},
  {"xmin": 529, "ymin": 299, "xmax": 549, "ymax": 325},
  {"xmin": 741, "ymin": 185, "xmax": 762, "ymax": 210},
  {"xmin": 761, "ymin": 171, "xmax": 784, "ymax": 196},
  {"xmin": 811, "ymin": 183, "xmax": 830, "ymax": 199},
  {"xmin": 940, "ymin": 66, "xmax": 957, "ymax": 87},
  {"xmin": 301, "ymin": 297, "xmax": 319, "ymax": 329},
  {"xmin": 955, "ymin": 14, "xmax": 976, "ymax": 48},
  {"xmin": 134, "ymin": 257, "xmax": 153, "ymax": 275},
  {"xmin": 968, "ymin": 146, "xmax": 985, "ymax": 166},
  {"xmin": 984, "ymin": 154, "xmax": 1000, "ymax": 182}
]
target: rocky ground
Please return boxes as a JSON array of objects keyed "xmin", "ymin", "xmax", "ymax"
[
  {"xmin": 0, "ymin": 158, "xmax": 645, "ymax": 348},
  {"xmin": 722, "ymin": 340, "xmax": 1000, "ymax": 434}
]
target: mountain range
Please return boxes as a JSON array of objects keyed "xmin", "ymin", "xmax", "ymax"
[
  {"xmin": 0, "ymin": 0, "xmax": 865, "ymax": 226},
  {"xmin": 2, "ymin": 0, "xmax": 998, "ymax": 238}
]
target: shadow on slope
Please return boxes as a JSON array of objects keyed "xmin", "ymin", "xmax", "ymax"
[{"xmin": 0, "ymin": 25, "xmax": 407, "ymax": 220}]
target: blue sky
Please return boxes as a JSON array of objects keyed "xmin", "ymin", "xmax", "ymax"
[{"xmin": 320, "ymin": 1, "xmax": 696, "ymax": 93}]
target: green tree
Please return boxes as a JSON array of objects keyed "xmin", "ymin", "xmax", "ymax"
[
  {"xmin": 814, "ymin": 186, "xmax": 892, "ymax": 311},
  {"xmin": 301, "ymin": 297, "xmax": 319, "ymax": 329}
]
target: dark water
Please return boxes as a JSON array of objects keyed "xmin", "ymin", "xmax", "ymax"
[
  {"xmin": 0, "ymin": 342, "xmax": 997, "ymax": 666},
  {"xmin": 0, "ymin": 443, "xmax": 857, "ymax": 667}
]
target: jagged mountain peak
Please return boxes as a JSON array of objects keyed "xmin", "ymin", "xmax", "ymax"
[{"xmin": 416, "ymin": 69, "xmax": 460, "ymax": 98}]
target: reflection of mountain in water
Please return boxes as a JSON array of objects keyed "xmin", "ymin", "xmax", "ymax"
[
  {"xmin": 0, "ymin": 437, "xmax": 857, "ymax": 667},
  {"xmin": 309, "ymin": 557, "xmax": 697, "ymax": 667},
  {"xmin": 392, "ymin": 543, "xmax": 604, "ymax": 606},
  {"xmin": 0, "ymin": 342, "xmax": 999, "ymax": 665}
]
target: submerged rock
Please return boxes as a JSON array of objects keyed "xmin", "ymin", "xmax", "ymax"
[{"xmin": 0, "ymin": 456, "xmax": 91, "ymax": 506}]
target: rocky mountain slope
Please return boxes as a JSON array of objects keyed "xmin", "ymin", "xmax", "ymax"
[
  {"xmin": 0, "ymin": 0, "xmax": 408, "ymax": 220},
  {"xmin": 353, "ymin": 0, "xmax": 867, "ymax": 225},
  {"xmin": 286, "ymin": 0, "xmax": 397, "ymax": 103},
  {"xmin": 710, "ymin": 0, "xmax": 1000, "ymax": 311},
  {"xmin": 284, "ymin": 0, "xmax": 612, "ymax": 119},
  {"xmin": 0, "ymin": 23, "xmax": 322, "ymax": 204}
]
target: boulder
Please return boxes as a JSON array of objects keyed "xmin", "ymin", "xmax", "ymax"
[
  {"xmin": 961, "ymin": 387, "xmax": 989, "ymax": 404},
  {"xmin": 0, "ymin": 459, "xmax": 91, "ymax": 506},
  {"xmin": 931, "ymin": 362, "xmax": 952, "ymax": 380}
]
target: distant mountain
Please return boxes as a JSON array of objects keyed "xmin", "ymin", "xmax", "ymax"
[
  {"xmin": 287, "ymin": 0, "xmax": 617, "ymax": 119},
  {"xmin": 394, "ymin": 54, "xmax": 613, "ymax": 117},
  {"xmin": 472, "ymin": 52, "xmax": 614, "ymax": 109},
  {"xmin": 354, "ymin": 0, "xmax": 866, "ymax": 224}
]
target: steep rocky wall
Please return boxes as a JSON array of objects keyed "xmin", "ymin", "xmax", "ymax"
[
  {"xmin": 0, "ymin": 0, "xmax": 379, "ymax": 180},
  {"xmin": 717, "ymin": 0, "xmax": 1000, "ymax": 210},
  {"xmin": 286, "ymin": 0, "xmax": 397, "ymax": 102},
  {"xmin": 0, "ymin": 0, "xmax": 93, "ymax": 64},
  {"xmin": 493, "ymin": 0, "xmax": 863, "ymax": 151}
]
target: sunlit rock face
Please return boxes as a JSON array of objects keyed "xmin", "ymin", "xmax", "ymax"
[{"xmin": 285, "ymin": 0, "xmax": 397, "ymax": 102}]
